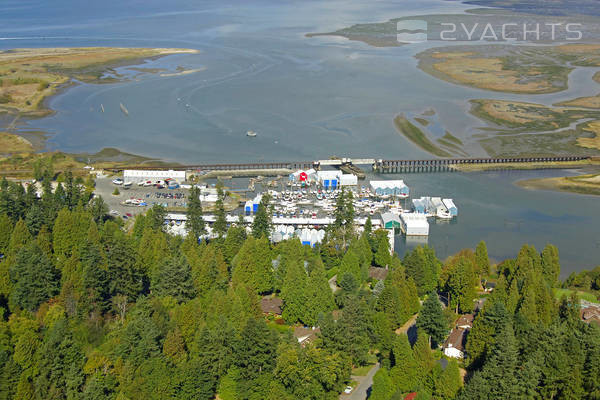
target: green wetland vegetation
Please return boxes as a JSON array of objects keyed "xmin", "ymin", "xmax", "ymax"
[{"xmin": 0, "ymin": 169, "xmax": 598, "ymax": 400}]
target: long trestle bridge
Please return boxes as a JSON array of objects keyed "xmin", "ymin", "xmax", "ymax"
[{"xmin": 109, "ymin": 155, "xmax": 592, "ymax": 174}]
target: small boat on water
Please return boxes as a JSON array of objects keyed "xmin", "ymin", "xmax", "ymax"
[
  {"xmin": 120, "ymin": 103, "xmax": 129, "ymax": 116},
  {"xmin": 100, "ymin": 104, "xmax": 105, "ymax": 113},
  {"xmin": 436, "ymin": 208, "xmax": 453, "ymax": 220},
  {"xmin": 246, "ymin": 130, "xmax": 257, "ymax": 137}
]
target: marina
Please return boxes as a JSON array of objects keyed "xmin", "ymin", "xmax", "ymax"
[{"xmin": 112, "ymin": 167, "xmax": 460, "ymax": 249}]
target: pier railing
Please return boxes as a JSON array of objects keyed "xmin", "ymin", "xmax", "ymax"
[{"xmin": 107, "ymin": 156, "xmax": 591, "ymax": 174}]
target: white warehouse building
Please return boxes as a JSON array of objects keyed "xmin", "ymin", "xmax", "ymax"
[
  {"xmin": 400, "ymin": 213, "xmax": 429, "ymax": 236},
  {"xmin": 339, "ymin": 174, "xmax": 358, "ymax": 186},
  {"xmin": 123, "ymin": 169, "xmax": 186, "ymax": 183}
]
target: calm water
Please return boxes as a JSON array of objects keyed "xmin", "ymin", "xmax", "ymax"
[{"xmin": 0, "ymin": 0, "xmax": 598, "ymax": 275}]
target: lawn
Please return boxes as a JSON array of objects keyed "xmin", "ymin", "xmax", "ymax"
[
  {"xmin": 351, "ymin": 354, "xmax": 378, "ymax": 376},
  {"xmin": 553, "ymin": 288, "xmax": 599, "ymax": 303}
]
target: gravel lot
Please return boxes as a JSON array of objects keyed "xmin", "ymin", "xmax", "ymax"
[{"xmin": 94, "ymin": 175, "xmax": 188, "ymax": 219}]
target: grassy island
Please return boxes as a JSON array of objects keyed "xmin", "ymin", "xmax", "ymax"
[{"xmin": 0, "ymin": 47, "xmax": 198, "ymax": 117}]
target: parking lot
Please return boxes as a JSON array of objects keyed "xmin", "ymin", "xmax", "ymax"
[{"xmin": 95, "ymin": 175, "xmax": 188, "ymax": 219}]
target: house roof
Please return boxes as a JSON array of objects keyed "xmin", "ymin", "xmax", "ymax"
[
  {"xmin": 293, "ymin": 326, "xmax": 321, "ymax": 346},
  {"xmin": 260, "ymin": 297, "xmax": 283, "ymax": 315},
  {"xmin": 404, "ymin": 393, "xmax": 418, "ymax": 400},
  {"xmin": 444, "ymin": 328, "xmax": 467, "ymax": 352},
  {"xmin": 369, "ymin": 267, "xmax": 389, "ymax": 281},
  {"xmin": 456, "ymin": 314, "xmax": 474, "ymax": 329}
]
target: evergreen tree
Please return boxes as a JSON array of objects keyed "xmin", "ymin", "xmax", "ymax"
[
  {"xmin": 0, "ymin": 214, "xmax": 13, "ymax": 255},
  {"xmin": 251, "ymin": 193, "xmax": 272, "ymax": 238},
  {"xmin": 146, "ymin": 204, "xmax": 167, "ymax": 231},
  {"xmin": 441, "ymin": 253, "xmax": 478, "ymax": 313},
  {"xmin": 338, "ymin": 249, "xmax": 362, "ymax": 286},
  {"xmin": 88, "ymin": 196, "xmax": 108, "ymax": 223},
  {"xmin": 33, "ymin": 318, "xmax": 86, "ymax": 400},
  {"xmin": 213, "ymin": 184, "xmax": 227, "ymax": 238},
  {"xmin": 413, "ymin": 332, "xmax": 435, "ymax": 378},
  {"xmin": 196, "ymin": 318, "xmax": 236, "ymax": 382},
  {"xmin": 176, "ymin": 358, "xmax": 216, "ymax": 400},
  {"xmin": 304, "ymin": 257, "xmax": 335, "ymax": 326},
  {"xmin": 404, "ymin": 246, "xmax": 441, "ymax": 296},
  {"xmin": 465, "ymin": 301, "xmax": 509, "ymax": 369},
  {"xmin": 186, "ymin": 185, "xmax": 205, "ymax": 239},
  {"xmin": 416, "ymin": 293, "xmax": 447, "ymax": 347},
  {"xmin": 541, "ymin": 244, "xmax": 560, "ymax": 287},
  {"xmin": 9, "ymin": 242, "xmax": 60, "ymax": 311},
  {"xmin": 232, "ymin": 236, "xmax": 273, "ymax": 294},
  {"xmin": 234, "ymin": 317, "xmax": 278, "ymax": 382},
  {"xmin": 196, "ymin": 242, "xmax": 229, "ymax": 293},
  {"xmin": 24, "ymin": 204, "xmax": 44, "ymax": 236},
  {"xmin": 338, "ymin": 296, "xmax": 371, "ymax": 366},
  {"xmin": 105, "ymin": 237, "xmax": 144, "ymax": 301},
  {"xmin": 583, "ymin": 325, "xmax": 600, "ymax": 399},
  {"xmin": 280, "ymin": 254, "xmax": 308, "ymax": 324},
  {"xmin": 223, "ymin": 224, "xmax": 247, "ymax": 264},
  {"xmin": 434, "ymin": 359, "xmax": 461, "ymax": 400},
  {"xmin": 390, "ymin": 334, "xmax": 419, "ymax": 392},
  {"xmin": 475, "ymin": 241, "xmax": 490, "ymax": 276},
  {"xmin": 151, "ymin": 256, "xmax": 196, "ymax": 302},
  {"xmin": 373, "ymin": 229, "xmax": 391, "ymax": 268},
  {"xmin": 462, "ymin": 323, "xmax": 520, "ymax": 400},
  {"xmin": 81, "ymin": 240, "xmax": 109, "ymax": 314}
]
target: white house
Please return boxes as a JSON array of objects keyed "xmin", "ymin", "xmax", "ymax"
[{"xmin": 443, "ymin": 328, "xmax": 466, "ymax": 359}]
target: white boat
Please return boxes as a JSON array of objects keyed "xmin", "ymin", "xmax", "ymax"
[
  {"xmin": 436, "ymin": 208, "xmax": 453, "ymax": 219},
  {"xmin": 246, "ymin": 130, "xmax": 257, "ymax": 137},
  {"xmin": 120, "ymin": 103, "xmax": 129, "ymax": 116}
]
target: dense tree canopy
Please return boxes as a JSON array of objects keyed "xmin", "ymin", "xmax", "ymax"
[{"xmin": 0, "ymin": 177, "xmax": 598, "ymax": 400}]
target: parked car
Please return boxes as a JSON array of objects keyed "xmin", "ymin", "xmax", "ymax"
[
  {"xmin": 112, "ymin": 178, "xmax": 123, "ymax": 185},
  {"xmin": 344, "ymin": 386, "xmax": 353, "ymax": 394}
]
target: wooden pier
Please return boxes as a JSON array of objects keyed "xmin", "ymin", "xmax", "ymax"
[
  {"xmin": 108, "ymin": 156, "xmax": 591, "ymax": 174},
  {"xmin": 374, "ymin": 156, "xmax": 590, "ymax": 173}
]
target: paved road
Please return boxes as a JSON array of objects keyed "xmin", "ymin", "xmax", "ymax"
[{"xmin": 341, "ymin": 363, "xmax": 380, "ymax": 400}]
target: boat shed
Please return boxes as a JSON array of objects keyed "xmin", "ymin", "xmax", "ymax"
[
  {"xmin": 340, "ymin": 174, "xmax": 358, "ymax": 186},
  {"xmin": 252, "ymin": 194, "xmax": 263, "ymax": 213},
  {"xmin": 381, "ymin": 212, "xmax": 402, "ymax": 230},
  {"xmin": 400, "ymin": 213, "xmax": 429, "ymax": 236},
  {"xmin": 369, "ymin": 180, "xmax": 410, "ymax": 197},
  {"xmin": 289, "ymin": 170, "xmax": 309, "ymax": 182},
  {"xmin": 412, "ymin": 197, "xmax": 428, "ymax": 214},
  {"xmin": 316, "ymin": 170, "xmax": 340, "ymax": 190},
  {"xmin": 124, "ymin": 169, "xmax": 186, "ymax": 183},
  {"xmin": 442, "ymin": 199, "xmax": 458, "ymax": 216},
  {"xmin": 428, "ymin": 197, "xmax": 447, "ymax": 214}
]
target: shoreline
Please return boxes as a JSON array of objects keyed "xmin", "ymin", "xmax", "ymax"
[
  {"xmin": 0, "ymin": 47, "xmax": 199, "ymax": 119},
  {"xmin": 450, "ymin": 159, "xmax": 600, "ymax": 172},
  {"xmin": 517, "ymin": 172, "xmax": 600, "ymax": 196}
]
